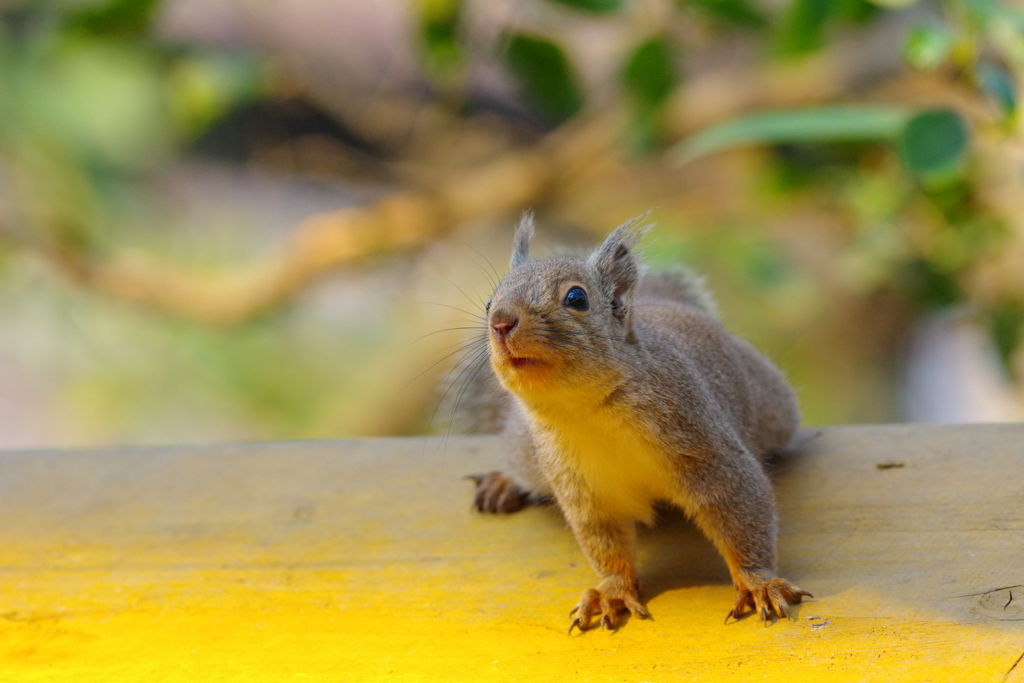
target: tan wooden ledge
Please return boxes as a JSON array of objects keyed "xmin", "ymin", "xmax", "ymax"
[{"xmin": 0, "ymin": 424, "xmax": 1022, "ymax": 681}]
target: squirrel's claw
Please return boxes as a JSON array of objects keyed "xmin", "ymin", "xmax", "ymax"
[
  {"xmin": 465, "ymin": 471, "xmax": 529, "ymax": 513},
  {"xmin": 567, "ymin": 585, "xmax": 649, "ymax": 635},
  {"xmin": 728, "ymin": 577, "xmax": 811, "ymax": 625}
]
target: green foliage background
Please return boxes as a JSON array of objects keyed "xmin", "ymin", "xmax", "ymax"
[{"xmin": 0, "ymin": 0, "xmax": 1022, "ymax": 447}]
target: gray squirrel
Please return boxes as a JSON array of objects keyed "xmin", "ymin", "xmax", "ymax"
[{"xmin": 460, "ymin": 212, "xmax": 810, "ymax": 633}]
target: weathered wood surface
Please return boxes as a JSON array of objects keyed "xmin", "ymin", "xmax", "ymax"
[{"xmin": 0, "ymin": 425, "xmax": 1022, "ymax": 681}]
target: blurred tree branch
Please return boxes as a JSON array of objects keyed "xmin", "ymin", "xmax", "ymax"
[
  {"xmin": 1, "ymin": 0, "xmax": 1022, "ymax": 438},
  {"xmin": 40, "ymin": 148, "xmax": 551, "ymax": 325},
  {"xmin": 22, "ymin": 55, "xmax": 1024, "ymax": 329}
]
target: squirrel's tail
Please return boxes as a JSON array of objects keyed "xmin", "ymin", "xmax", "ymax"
[{"xmin": 637, "ymin": 268, "xmax": 718, "ymax": 318}]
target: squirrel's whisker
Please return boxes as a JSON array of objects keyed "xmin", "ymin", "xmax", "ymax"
[
  {"xmin": 425, "ymin": 341, "xmax": 490, "ymax": 449},
  {"xmin": 403, "ymin": 335, "xmax": 487, "ymax": 394},
  {"xmin": 418, "ymin": 301, "xmax": 487, "ymax": 321},
  {"xmin": 419, "ymin": 334, "xmax": 489, "ymax": 364},
  {"xmin": 463, "ymin": 251, "xmax": 501, "ymax": 293},
  {"xmin": 438, "ymin": 273, "xmax": 490, "ymax": 316},
  {"xmin": 460, "ymin": 240, "xmax": 503, "ymax": 290},
  {"xmin": 441, "ymin": 346, "xmax": 492, "ymax": 455},
  {"xmin": 411, "ymin": 326, "xmax": 488, "ymax": 345}
]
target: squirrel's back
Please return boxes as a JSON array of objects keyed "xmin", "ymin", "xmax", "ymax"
[
  {"xmin": 636, "ymin": 269, "xmax": 718, "ymax": 318},
  {"xmin": 629, "ymin": 295, "xmax": 799, "ymax": 457}
]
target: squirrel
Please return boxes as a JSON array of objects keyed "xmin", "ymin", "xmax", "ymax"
[{"xmin": 461, "ymin": 212, "xmax": 811, "ymax": 633}]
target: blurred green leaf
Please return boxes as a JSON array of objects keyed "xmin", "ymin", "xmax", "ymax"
[
  {"xmin": 975, "ymin": 62, "xmax": 1017, "ymax": 117},
  {"xmin": 899, "ymin": 259, "xmax": 964, "ymax": 308},
  {"xmin": 505, "ymin": 33, "xmax": 583, "ymax": 123},
  {"xmin": 545, "ymin": 0, "xmax": 622, "ymax": 14},
  {"xmin": 622, "ymin": 37, "xmax": 678, "ymax": 151},
  {"xmin": 417, "ymin": 0, "xmax": 460, "ymax": 23},
  {"xmin": 837, "ymin": 0, "xmax": 881, "ymax": 23},
  {"xmin": 62, "ymin": 0, "xmax": 162, "ymax": 38},
  {"xmin": 685, "ymin": 0, "xmax": 767, "ymax": 28},
  {"xmin": 418, "ymin": 0, "xmax": 464, "ymax": 86},
  {"xmin": 864, "ymin": 0, "xmax": 917, "ymax": 8},
  {"xmin": 776, "ymin": 0, "xmax": 834, "ymax": 57},
  {"xmin": 988, "ymin": 306, "xmax": 1024, "ymax": 373},
  {"xmin": 896, "ymin": 109, "xmax": 969, "ymax": 179},
  {"xmin": 904, "ymin": 23, "xmax": 954, "ymax": 69},
  {"xmin": 776, "ymin": 0, "xmax": 880, "ymax": 56},
  {"xmin": 766, "ymin": 140, "xmax": 879, "ymax": 192},
  {"xmin": 740, "ymin": 240, "xmax": 790, "ymax": 286},
  {"xmin": 963, "ymin": 0, "xmax": 999, "ymax": 27},
  {"xmin": 622, "ymin": 37, "xmax": 677, "ymax": 110},
  {"xmin": 671, "ymin": 106, "xmax": 907, "ymax": 164},
  {"xmin": 626, "ymin": 107, "xmax": 661, "ymax": 152},
  {"xmin": 28, "ymin": 40, "xmax": 171, "ymax": 169},
  {"xmin": 168, "ymin": 54, "xmax": 265, "ymax": 135}
]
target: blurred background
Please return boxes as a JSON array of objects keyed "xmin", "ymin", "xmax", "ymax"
[{"xmin": 0, "ymin": 0, "xmax": 1021, "ymax": 450}]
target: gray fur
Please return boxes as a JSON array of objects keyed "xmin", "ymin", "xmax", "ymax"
[
  {"xmin": 510, "ymin": 210, "xmax": 535, "ymax": 269},
  {"xmin": 463, "ymin": 213, "xmax": 809, "ymax": 629}
]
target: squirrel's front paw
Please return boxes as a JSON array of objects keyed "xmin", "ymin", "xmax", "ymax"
[
  {"xmin": 568, "ymin": 581, "xmax": 651, "ymax": 634},
  {"xmin": 466, "ymin": 471, "xmax": 529, "ymax": 513},
  {"xmin": 727, "ymin": 575, "xmax": 812, "ymax": 624}
]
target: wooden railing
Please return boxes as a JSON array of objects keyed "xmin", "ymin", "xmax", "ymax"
[{"xmin": 1, "ymin": 424, "xmax": 1022, "ymax": 681}]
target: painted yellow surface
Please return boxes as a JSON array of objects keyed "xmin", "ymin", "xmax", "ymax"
[{"xmin": 0, "ymin": 426, "xmax": 1023, "ymax": 681}]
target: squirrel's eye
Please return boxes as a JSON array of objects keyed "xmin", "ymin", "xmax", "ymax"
[
  {"xmin": 485, "ymin": 299, "xmax": 492, "ymax": 313},
  {"xmin": 563, "ymin": 286, "xmax": 589, "ymax": 311}
]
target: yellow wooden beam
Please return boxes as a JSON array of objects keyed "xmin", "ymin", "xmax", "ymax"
[{"xmin": 1, "ymin": 425, "xmax": 1023, "ymax": 681}]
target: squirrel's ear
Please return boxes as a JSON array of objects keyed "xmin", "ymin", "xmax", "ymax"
[
  {"xmin": 589, "ymin": 214, "xmax": 651, "ymax": 319},
  {"xmin": 510, "ymin": 211, "xmax": 535, "ymax": 268}
]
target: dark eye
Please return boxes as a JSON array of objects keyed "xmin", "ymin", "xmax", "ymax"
[
  {"xmin": 485, "ymin": 299, "xmax": 492, "ymax": 313},
  {"xmin": 563, "ymin": 286, "xmax": 589, "ymax": 311}
]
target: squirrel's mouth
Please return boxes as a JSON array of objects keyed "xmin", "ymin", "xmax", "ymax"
[
  {"xmin": 491, "ymin": 338, "xmax": 549, "ymax": 370},
  {"xmin": 508, "ymin": 356, "xmax": 546, "ymax": 369}
]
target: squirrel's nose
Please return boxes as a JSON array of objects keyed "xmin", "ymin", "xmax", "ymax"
[{"xmin": 490, "ymin": 313, "xmax": 519, "ymax": 340}]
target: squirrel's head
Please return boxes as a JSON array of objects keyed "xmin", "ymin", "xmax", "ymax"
[{"xmin": 486, "ymin": 212, "xmax": 649, "ymax": 401}]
